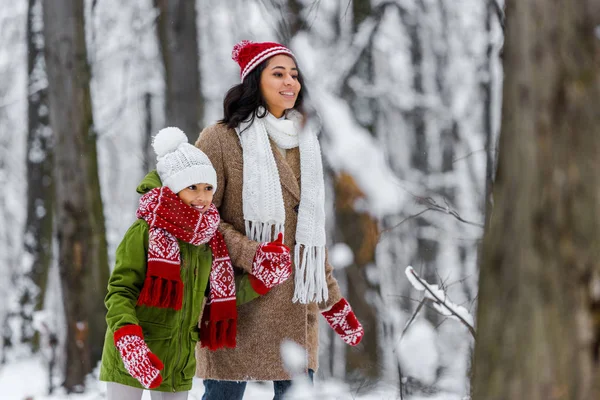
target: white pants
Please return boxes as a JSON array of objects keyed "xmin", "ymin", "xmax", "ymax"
[{"xmin": 106, "ymin": 382, "xmax": 189, "ymax": 400}]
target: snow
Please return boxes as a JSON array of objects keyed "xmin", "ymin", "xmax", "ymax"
[
  {"xmin": 398, "ymin": 319, "xmax": 439, "ymax": 385},
  {"xmin": 312, "ymin": 88, "xmax": 408, "ymax": 218},
  {"xmin": 406, "ymin": 266, "xmax": 427, "ymax": 291},
  {"xmin": 328, "ymin": 243, "xmax": 354, "ymax": 269},
  {"xmin": 280, "ymin": 339, "xmax": 306, "ymax": 375},
  {"xmin": 0, "ymin": 356, "xmax": 407, "ymax": 400},
  {"xmin": 0, "ymin": 0, "xmax": 505, "ymax": 398}
]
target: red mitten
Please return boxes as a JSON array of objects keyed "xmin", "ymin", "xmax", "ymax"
[
  {"xmin": 249, "ymin": 233, "xmax": 292, "ymax": 295},
  {"xmin": 114, "ymin": 325, "xmax": 164, "ymax": 389},
  {"xmin": 322, "ymin": 298, "xmax": 364, "ymax": 346}
]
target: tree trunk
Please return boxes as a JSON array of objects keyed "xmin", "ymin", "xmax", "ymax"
[
  {"xmin": 154, "ymin": 0, "xmax": 202, "ymax": 142},
  {"xmin": 43, "ymin": 0, "xmax": 109, "ymax": 392},
  {"xmin": 472, "ymin": 1, "xmax": 600, "ymax": 398},
  {"xmin": 19, "ymin": 0, "xmax": 54, "ymax": 350},
  {"xmin": 333, "ymin": 0, "xmax": 381, "ymax": 381},
  {"xmin": 142, "ymin": 92, "xmax": 155, "ymax": 172},
  {"xmin": 334, "ymin": 173, "xmax": 381, "ymax": 380},
  {"xmin": 483, "ymin": 0, "xmax": 498, "ymax": 226},
  {"xmin": 353, "ymin": 0, "xmax": 371, "ymax": 32}
]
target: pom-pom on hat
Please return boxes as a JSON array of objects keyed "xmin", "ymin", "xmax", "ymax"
[
  {"xmin": 232, "ymin": 40, "xmax": 295, "ymax": 82},
  {"xmin": 153, "ymin": 127, "xmax": 217, "ymax": 194}
]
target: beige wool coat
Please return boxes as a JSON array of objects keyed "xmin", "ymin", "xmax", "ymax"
[{"xmin": 194, "ymin": 122, "xmax": 343, "ymax": 381}]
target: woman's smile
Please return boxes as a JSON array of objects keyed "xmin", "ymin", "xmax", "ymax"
[{"xmin": 260, "ymin": 54, "xmax": 301, "ymax": 118}]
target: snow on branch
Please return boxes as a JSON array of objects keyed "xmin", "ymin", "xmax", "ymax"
[{"xmin": 405, "ymin": 266, "xmax": 476, "ymax": 338}]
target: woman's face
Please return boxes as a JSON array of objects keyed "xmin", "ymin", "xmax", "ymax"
[{"xmin": 259, "ymin": 54, "xmax": 301, "ymax": 118}]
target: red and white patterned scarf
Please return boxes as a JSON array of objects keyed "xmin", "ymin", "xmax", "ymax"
[{"xmin": 136, "ymin": 186, "xmax": 237, "ymax": 349}]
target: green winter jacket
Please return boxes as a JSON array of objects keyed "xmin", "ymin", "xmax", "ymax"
[{"xmin": 99, "ymin": 171, "xmax": 260, "ymax": 392}]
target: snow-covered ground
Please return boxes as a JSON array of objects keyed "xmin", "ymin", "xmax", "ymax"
[{"xmin": 0, "ymin": 355, "xmax": 416, "ymax": 400}]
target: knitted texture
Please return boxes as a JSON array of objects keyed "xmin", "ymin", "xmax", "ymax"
[
  {"xmin": 114, "ymin": 325, "xmax": 164, "ymax": 389},
  {"xmin": 137, "ymin": 187, "xmax": 237, "ymax": 349},
  {"xmin": 195, "ymin": 122, "xmax": 346, "ymax": 380},
  {"xmin": 231, "ymin": 40, "xmax": 295, "ymax": 81},
  {"xmin": 236, "ymin": 109, "xmax": 327, "ymax": 303},
  {"xmin": 322, "ymin": 298, "xmax": 364, "ymax": 346},
  {"xmin": 249, "ymin": 233, "xmax": 292, "ymax": 295},
  {"xmin": 201, "ymin": 230, "xmax": 238, "ymax": 350},
  {"xmin": 153, "ymin": 127, "xmax": 217, "ymax": 194},
  {"xmin": 136, "ymin": 187, "xmax": 220, "ymax": 310}
]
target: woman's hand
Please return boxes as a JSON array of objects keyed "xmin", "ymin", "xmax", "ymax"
[
  {"xmin": 249, "ymin": 233, "xmax": 292, "ymax": 294},
  {"xmin": 322, "ymin": 298, "xmax": 364, "ymax": 346}
]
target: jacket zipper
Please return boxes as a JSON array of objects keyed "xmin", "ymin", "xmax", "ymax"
[{"xmin": 172, "ymin": 245, "xmax": 188, "ymax": 392}]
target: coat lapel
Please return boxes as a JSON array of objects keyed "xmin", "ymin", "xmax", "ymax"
[{"xmin": 269, "ymin": 140, "xmax": 300, "ymax": 202}]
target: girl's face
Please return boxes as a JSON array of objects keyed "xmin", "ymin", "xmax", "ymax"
[
  {"xmin": 259, "ymin": 54, "xmax": 301, "ymax": 118},
  {"xmin": 177, "ymin": 183, "xmax": 214, "ymax": 213}
]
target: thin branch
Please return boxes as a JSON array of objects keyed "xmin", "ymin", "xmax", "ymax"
[
  {"xmin": 388, "ymin": 295, "xmax": 442, "ymax": 314},
  {"xmin": 452, "ymin": 147, "xmax": 495, "ymax": 164},
  {"xmin": 407, "ymin": 268, "xmax": 476, "ymax": 339},
  {"xmin": 343, "ymin": 0, "xmax": 352, "ymax": 19},
  {"xmin": 446, "ymin": 273, "xmax": 476, "ymax": 289},
  {"xmin": 381, "ymin": 182, "xmax": 485, "ymax": 239},
  {"xmin": 414, "ymin": 195, "xmax": 484, "ymax": 228},
  {"xmin": 489, "ymin": 0, "xmax": 505, "ymax": 32},
  {"xmin": 401, "ymin": 298, "xmax": 426, "ymax": 338},
  {"xmin": 434, "ymin": 317, "xmax": 450, "ymax": 331},
  {"xmin": 380, "ymin": 209, "xmax": 430, "ymax": 234}
]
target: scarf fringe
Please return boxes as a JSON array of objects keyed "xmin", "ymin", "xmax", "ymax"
[
  {"xmin": 137, "ymin": 276, "xmax": 184, "ymax": 310},
  {"xmin": 245, "ymin": 220, "xmax": 284, "ymax": 243},
  {"xmin": 292, "ymin": 244, "xmax": 328, "ymax": 304},
  {"xmin": 200, "ymin": 302, "xmax": 237, "ymax": 351}
]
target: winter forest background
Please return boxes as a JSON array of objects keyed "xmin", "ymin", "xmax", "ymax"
[{"xmin": 0, "ymin": 0, "xmax": 509, "ymax": 398}]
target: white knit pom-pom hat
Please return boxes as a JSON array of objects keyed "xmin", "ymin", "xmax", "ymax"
[{"xmin": 153, "ymin": 127, "xmax": 217, "ymax": 194}]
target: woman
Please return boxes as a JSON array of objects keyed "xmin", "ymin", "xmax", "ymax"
[{"xmin": 195, "ymin": 40, "xmax": 364, "ymax": 400}]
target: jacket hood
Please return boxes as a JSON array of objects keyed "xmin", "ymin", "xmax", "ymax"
[{"xmin": 136, "ymin": 170, "xmax": 162, "ymax": 194}]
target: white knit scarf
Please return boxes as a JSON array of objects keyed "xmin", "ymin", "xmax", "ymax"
[{"xmin": 236, "ymin": 108, "xmax": 327, "ymax": 304}]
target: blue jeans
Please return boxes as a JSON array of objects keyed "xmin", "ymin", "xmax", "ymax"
[{"xmin": 202, "ymin": 370, "xmax": 314, "ymax": 400}]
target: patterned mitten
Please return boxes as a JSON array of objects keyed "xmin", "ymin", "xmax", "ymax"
[
  {"xmin": 249, "ymin": 232, "xmax": 292, "ymax": 295},
  {"xmin": 322, "ymin": 298, "xmax": 364, "ymax": 346},
  {"xmin": 114, "ymin": 325, "xmax": 164, "ymax": 389}
]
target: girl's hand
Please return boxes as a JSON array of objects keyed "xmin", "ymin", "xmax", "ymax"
[{"xmin": 114, "ymin": 325, "xmax": 164, "ymax": 389}]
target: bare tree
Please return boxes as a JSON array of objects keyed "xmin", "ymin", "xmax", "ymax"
[
  {"xmin": 154, "ymin": 0, "xmax": 203, "ymax": 141},
  {"xmin": 472, "ymin": 0, "xmax": 600, "ymax": 398},
  {"xmin": 332, "ymin": 0, "xmax": 382, "ymax": 381},
  {"xmin": 19, "ymin": 0, "xmax": 54, "ymax": 350},
  {"xmin": 43, "ymin": 0, "xmax": 109, "ymax": 392}
]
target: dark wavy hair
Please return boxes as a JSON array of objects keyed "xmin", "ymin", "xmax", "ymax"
[{"xmin": 219, "ymin": 58, "xmax": 306, "ymax": 130}]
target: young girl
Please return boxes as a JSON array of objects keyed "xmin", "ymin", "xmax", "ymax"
[
  {"xmin": 195, "ymin": 40, "xmax": 364, "ymax": 400},
  {"xmin": 99, "ymin": 127, "xmax": 286, "ymax": 399}
]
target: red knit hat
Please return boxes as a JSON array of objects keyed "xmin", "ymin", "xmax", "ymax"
[{"xmin": 232, "ymin": 40, "xmax": 295, "ymax": 82}]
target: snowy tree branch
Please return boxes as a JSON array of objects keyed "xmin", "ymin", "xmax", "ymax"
[{"xmin": 405, "ymin": 266, "xmax": 476, "ymax": 339}]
